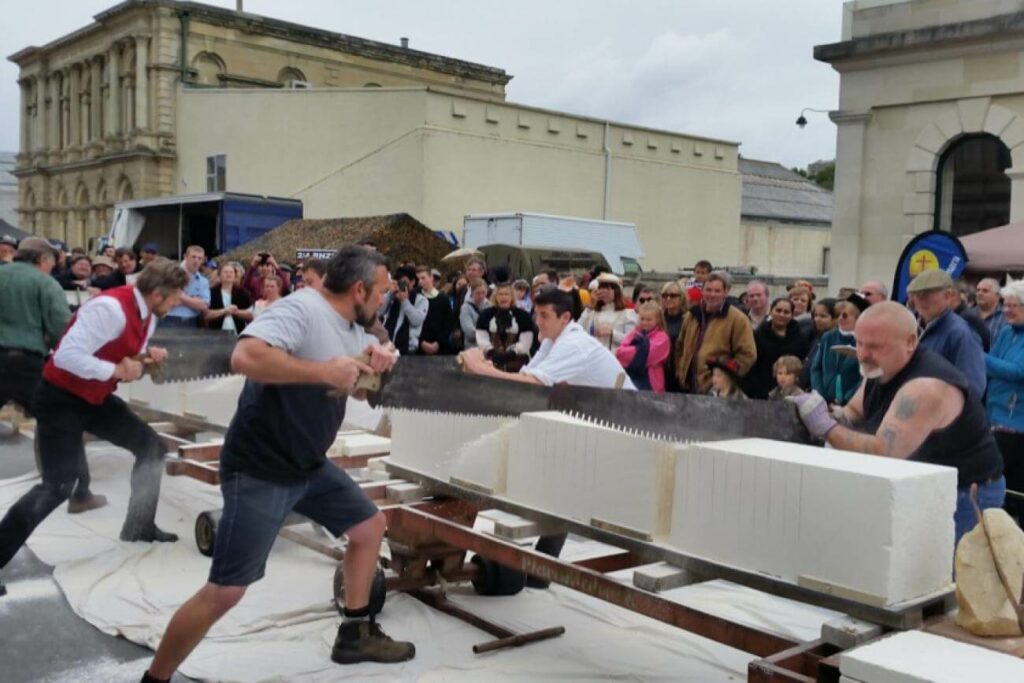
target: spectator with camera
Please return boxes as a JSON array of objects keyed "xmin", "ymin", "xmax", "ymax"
[
  {"xmin": 243, "ymin": 251, "xmax": 291, "ymax": 302},
  {"xmin": 380, "ymin": 265, "xmax": 428, "ymax": 355}
]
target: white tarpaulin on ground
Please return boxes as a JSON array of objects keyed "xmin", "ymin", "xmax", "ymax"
[{"xmin": 0, "ymin": 444, "xmax": 838, "ymax": 682}]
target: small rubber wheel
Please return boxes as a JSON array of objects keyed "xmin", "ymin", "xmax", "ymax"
[
  {"xmin": 194, "ymin": 509, "xmax": 221, "ymax": 557},
  {"xmin": 469, "ymin": 554, "xmax": 527, "ymax": 596},
  {"xmin": 334, "ymin": 565, "xmax": 387, "ymax": 616}
]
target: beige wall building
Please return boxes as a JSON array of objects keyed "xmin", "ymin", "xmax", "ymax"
[
  {"xmin": 11, "ymin": 0, "xmax": 747, "ymax": 272},
  {"xmin": 9, "ymin": 0, "xmax": 508, "ymax": 248},
  {"xmin": 817, "ymin": 0, "xmax": 1024, "ymax": 291},
  {"xmin": 175, "ymin": 86, "xmax": 742, "ymax": 272},
  {"xmin": 739, "ymin": 159, "xmax": 832, "ymax": 277}
]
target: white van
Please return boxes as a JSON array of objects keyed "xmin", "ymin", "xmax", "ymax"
[{"xmin": 462, "ymin": 212, "xmax": 644, "ymax": 279}]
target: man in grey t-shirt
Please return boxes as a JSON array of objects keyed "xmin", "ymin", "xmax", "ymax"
[{"xmin": 145, "ymin": 248, "xmax": 415, "ymax": 683}]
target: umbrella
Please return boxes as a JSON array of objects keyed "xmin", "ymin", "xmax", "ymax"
[
  {"xmin": 442, "ymin": 247, "xmax": 482, "ymax": 262},
  {"xmin": 961, "ymin": 222, "xmax": 1024, "ymax": 274}
]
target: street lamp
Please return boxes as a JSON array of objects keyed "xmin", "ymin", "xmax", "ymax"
[{"xmin": 796, "ymin": 108, "xmax": 831, "ymax": 129}]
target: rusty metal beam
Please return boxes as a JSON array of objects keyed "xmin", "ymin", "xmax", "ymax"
[
  {"xmin": 385, "ymin": 461, "xmax": 952, "ymax": 630},
  {"xmin": 748, "ymin": 638, "xmax": 840, "ymax": 682},
  {"xmin": 389, "ymin": 506, "xmax": 796, "ymax": 658}
]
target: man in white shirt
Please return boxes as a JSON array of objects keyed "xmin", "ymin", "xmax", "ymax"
[
  {"xmin": 462, "ymin": 286, "xmax": 635, "ymax": 390},
  {"xmin": 0, "ymin": 259, "xmax": 189, "ymax": 596}
]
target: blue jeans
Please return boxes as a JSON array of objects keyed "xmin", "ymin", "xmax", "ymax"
[
  {"xmin": 954, "ymin": 477, "xmax": 1006, "ymax": 545},
  {"xmin": 209, "ymin": 462, "xmax": 378, "ymax": 586}
]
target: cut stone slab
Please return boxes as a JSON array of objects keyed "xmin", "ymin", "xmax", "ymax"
[
  {"xmin": 633, "ymin": 562, "xmax": 695, "ymax": 593},
  {"xmin": 385, "ymin": 482, "xmax": 423, "ymax": 504},
  {"xmin": 822, "ymin": 616, "xmax": 884, "ymax": 649},
  {"xmin": 328, "ymin": 432, "xmax": 391, "ymax": 457},
  {"xmin": 669, "ymin": 438, "xmax": 957, "ymax": 608},
  {"xmin": 840, "ymin": 630, "xmax": 1024, "ymax": 683}
]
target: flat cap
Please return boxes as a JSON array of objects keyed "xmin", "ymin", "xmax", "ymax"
[
  {"xmin": 906, "ymin": 269, "xmax": 953, "ymax": 293},
  {"xmin": 18, "ymin": 236, "xmax": 59, "ymax": 255}
]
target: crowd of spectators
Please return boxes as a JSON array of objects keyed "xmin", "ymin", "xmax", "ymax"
[{"xmin": 3, "ymin": 231, "xmax": 1023, "ymax": 523}]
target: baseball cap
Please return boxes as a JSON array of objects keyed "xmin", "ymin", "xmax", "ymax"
[
  {"xmin": 906, "ymin": 269, "xmax": 953, "ymax": 294},
  {"xmin": 141, "ymin": 242, "xmax": 160, "ymax": 254},
  {"xmin": 18, "ymin": 236, "xmax": 59, "ymax": 255},
  {"xmin": 0, "ymin": 234, "xmax": 17, "ymax": 247}
]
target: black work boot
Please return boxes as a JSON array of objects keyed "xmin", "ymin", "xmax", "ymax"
[
  {"xmin": 331, "ymin": 619, "xmax": 416, "ymax": 665},
  {"xmin": 120, "ymin": 523, "xmax": 179, "ymax": 543}
]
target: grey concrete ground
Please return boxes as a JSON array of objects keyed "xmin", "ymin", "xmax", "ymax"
[{"xmin": 0, "ymin": 429, "xmax": 190, "ymax": 683}]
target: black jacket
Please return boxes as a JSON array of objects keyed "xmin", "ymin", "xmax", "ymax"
[
  {"xmin": 208, "ymin": 286, "xmax": 253, "ymax": 334},
  {"xmin": 745, "ymin": 319, "xmax": 811, "ymax": 400}
]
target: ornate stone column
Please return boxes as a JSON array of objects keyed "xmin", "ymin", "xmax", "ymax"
[
  {"xmin": 134, "ymin": 35, "xmax": 149, "ymax": 132},
  {"xmin": 18, "ymin": 79, "xmax": 30, "ymax": 163},
  {"xmin": 48, "ymin": 73, "xmax": 61, "ymax": 163},
  {"xmin": 67, "ymin": 65, "xmax": 81, "ymax": 160},
  {"xmin": 33, "ymin": 77, "xmax": 44, "ymax": 158},
  {"xmin": 105, "ymin": 44, "xmax": 122, "ymax": 150},
  {"xmin": 90, "ymin": 57, "xmax": 103, "ymax": 145},
  {"xmin": 60, "ymin": 69, "xmax": 70, "ymax": 150},
  {"xmin": 80, "ymin": 71, "xmax": 90, "ymax": 147}
]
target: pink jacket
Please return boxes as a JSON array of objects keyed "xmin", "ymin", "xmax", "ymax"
[{"xmin": 615, "ymin": 327, "xmax": 671, "ymax": 393}]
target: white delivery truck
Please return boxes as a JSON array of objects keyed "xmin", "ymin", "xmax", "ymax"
[{"xmin": 462, "ymin": 212, "xmax": 645, "ymax": 278}]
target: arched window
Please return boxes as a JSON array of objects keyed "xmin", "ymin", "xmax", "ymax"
[
  {"xmin": 277, "ymin": 67, "xmax": 307, "ymax": 86},
  {"xmin": 117, "ymin": 175, "xmax": 133, "ymax": 201},
  {"xmin": 934, "ymin": 134, "xmax": 1011, "ymax": 237},
  {"xmin": 191, "ymin": 52, "xmax": 226, "ymax": 87}
]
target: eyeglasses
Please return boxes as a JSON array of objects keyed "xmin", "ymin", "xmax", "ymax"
[
  {"xmin": 597, "ymin": 283, "xmax": 617, "ymax": 289},
  {"xmin": 839, "ymin": 312, "xmax": 855, "ymax": 319},
  {"xmin": 662, "ymin": 293, "xmax": 681, "ymax": 299},
  {"xmin": 638, "ymin": 296, "xmax": 654, "ymax": 303}
]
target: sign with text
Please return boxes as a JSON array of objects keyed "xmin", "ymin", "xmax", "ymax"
[{"xmin": 295, "ymin": 248, "xmax": 338, "ymax": 262}]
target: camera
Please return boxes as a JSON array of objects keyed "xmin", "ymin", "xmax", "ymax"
[{"xmin": 398, "ymin": 280, "xmax": 408, "ymax": 293}]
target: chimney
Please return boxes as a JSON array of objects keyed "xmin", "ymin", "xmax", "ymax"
[
  {"xmin": 236, "ymin": 0, "xmax": 243, "ymax": 11},
  {"xmin": 400, "ymin": 37, "xmax": 409, "ymax": 49}
]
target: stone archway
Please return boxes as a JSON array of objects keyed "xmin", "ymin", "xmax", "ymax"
[{"xmin": 904, "ymin": 98, "xmax": 1024, "ymax": 235}]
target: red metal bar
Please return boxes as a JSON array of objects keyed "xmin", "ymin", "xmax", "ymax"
[{"xmin": 390, "ymin": 506, "xmax": 796, "ymax": 658}]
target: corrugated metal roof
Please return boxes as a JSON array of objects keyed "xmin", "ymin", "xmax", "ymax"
[{"xmin": 739, "ymin": 158, "xmax": 832, "ymax": 225}]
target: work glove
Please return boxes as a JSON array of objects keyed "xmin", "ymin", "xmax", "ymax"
[{"xmin": 786, "ymin": 391, "xmax": 837, "ymax": 439}]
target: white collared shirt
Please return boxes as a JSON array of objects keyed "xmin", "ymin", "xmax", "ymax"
[
  {"xmin": 53, "ymin": 287, "xmax": 156, "ymax": 381},
  {"xmin": 521, "ymin": 321, "xmax": 636, "ymax": 390}
]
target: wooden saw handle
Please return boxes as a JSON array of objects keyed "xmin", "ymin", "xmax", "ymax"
[{"xmin": 327, "ymin": 353, "xmax": 381, "ymax": 398}]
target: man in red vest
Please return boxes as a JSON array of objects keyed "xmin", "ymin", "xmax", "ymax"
[{"xmin": 0, "ymin": 258, "xmax": 190, "ymax": 595}]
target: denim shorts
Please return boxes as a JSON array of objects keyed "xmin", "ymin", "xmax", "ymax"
[{"xmin": 209, "ymin": 461, "xmax": 378, "ymax": 586}]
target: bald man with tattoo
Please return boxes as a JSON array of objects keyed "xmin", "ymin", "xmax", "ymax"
[{"xmin": 789, "ymin": 302, "xmax": 1004, "ymax": 544}]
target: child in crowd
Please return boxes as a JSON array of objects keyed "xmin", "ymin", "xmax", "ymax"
[
  {"xmin": 513, "ymin": 279, "xmax": 533, "ymax": 313},
  {"xmin": 616, "ymin": 302, "xmax": 671, "ymax": 392},
  {"xmin": 706, "ymin": 356, "xmax": 747, "ymax": 399},
  {"xmin": 768, "ymin": 355, "xmax": 805, "ymax": 400}
]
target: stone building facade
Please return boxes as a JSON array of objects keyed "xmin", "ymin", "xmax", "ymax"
[
  {"xmin": 816, "ymin": 0, "xmax": 1024, "ymax": 290},
  {"xmin": 10, "ymin": 0, "xmax": 509, "ymax": 248}
]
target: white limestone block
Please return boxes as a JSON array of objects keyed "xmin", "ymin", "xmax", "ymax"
[
  {"xmin": 669, "ymin": 438, "xmax": 957, "ymax": 607},
  {"xmin": 505, "ymin": 412, "xmax": 680, "ymax": 541},
  {"xmin": 839, "ymin": 630, "xmax": 1024, "ymax": 683},
  {"xmin": 385, "ymin": 482, "xmax": 424, "ymax": 503},
  {"xmin": 387, "ymin": 408, "xmax": 513, "ymax": 481},
  {"xmin": 633, "ymin": 562, "xmax": 695, "ymax": 592},
  {"xmin": 327, "ymin": 432, "xmax": 391, "ymax": 457},
  {"xmin": 447, "ymin": 422, "xmax": 517, "ymax": 494}
]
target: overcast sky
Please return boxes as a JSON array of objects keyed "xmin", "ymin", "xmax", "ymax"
[{"xmin": 0, "ymin": 0, "xmax": 845, "ymax": 169}]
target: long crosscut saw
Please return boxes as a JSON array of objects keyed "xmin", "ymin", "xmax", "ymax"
[{"xmin": 145, "ymin": 328, "xmax": 811, "ymax": 444}]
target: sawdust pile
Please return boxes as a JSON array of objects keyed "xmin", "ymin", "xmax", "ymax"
[{"xmin": 219, "ymin": 213, "xmax": 454, "ymax": 269}]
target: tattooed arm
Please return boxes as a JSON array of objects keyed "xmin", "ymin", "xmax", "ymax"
[{"xmin": 825, "ymin": 378, "xmax": 962, "ymax": 458}]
